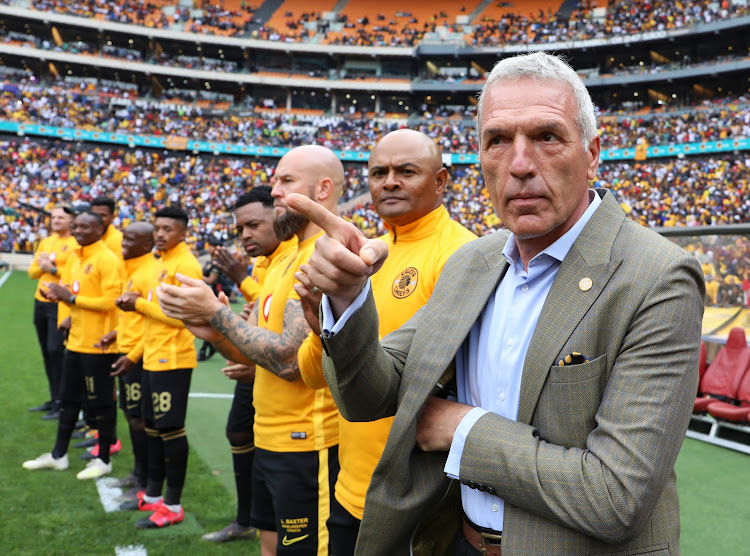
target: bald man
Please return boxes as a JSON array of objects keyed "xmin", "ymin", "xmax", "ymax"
[
  {"xmin": 156, "ymin": 145, "xmax": 342, "ymax": 556},
  {"xmin": 295, "ymin": 130, "xmax": 477, "ymax": 555},
  {"xmin": 96, "ymin": 222, "xmax": 157, "ymax": 503}
]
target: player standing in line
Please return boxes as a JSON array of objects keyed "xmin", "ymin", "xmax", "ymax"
[
  {"xmin": 202, "ymin": 186, "xmax": 296, "ymax": 543},
  {"xmin": 116, "ymin": 205, "xmax": 202, "ymax": 529},
  {"xmin": 156, "ymin": 146, "xmax": 344, "ymax": 555},
  {"xmin": 95, "ymin": 223, "xmax": 157, "ymax": 505},
  {"xmin": 23, "ymin": 211, "xmax": 124, "ymax": 480},
  {"xmin": 28, "ymin": 204, "xmax": 78, "ymax": 420}
]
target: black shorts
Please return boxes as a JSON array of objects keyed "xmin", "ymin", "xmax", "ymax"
[
  {"xmin": 118, "ymin": 358, "xmax": 144, "ymax": 418},
  {"xmin": 226, "ymin": 380, "xmax": 255, "ymax": 434},
  {"xmin": 59, "ymin": 350, "xmax": 118, "ymax": 408},
  {"xmin": 251, "ymin": 446, "xmax": 339, "ymax": 554},
  {"xmin": 141, "ymin": 368, "xmax": 192, "ymax": 430}
]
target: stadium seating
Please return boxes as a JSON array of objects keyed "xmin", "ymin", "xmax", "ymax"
[
  {"xmin": 694, "ymin": 327, "xmax": 750, "ymax": 413},
  {"xmin": 706, "ymin": 351, "xmax": 750, "ymax": 422}
]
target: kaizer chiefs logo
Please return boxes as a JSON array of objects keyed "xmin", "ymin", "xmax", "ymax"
[
  {"xmin": 83, "ymin": 264, "xmax": 93, "ymax": 274},
  {"xmin": 158, "ymin": 270, "xmax": 168, "ymax": 282},
  {"xmin": 392, "ymin": 267, "xmax": 418, "ymax": 299}
]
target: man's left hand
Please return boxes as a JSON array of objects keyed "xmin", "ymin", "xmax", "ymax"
[
  {"xmin": 42, "ymin": 282, "xmax": 72, "ymax": 302},
  {"xmin": 416, "ymin": 397, "xmax": 474, "ymax": 452},
  {"xmin": 213, "ymin": 246, "xmax": 248, "ymax": 285},
  {"xmin": 116, "ymin": 291, "xmax": 142, "ymax": 312},
  {"xmin": 157, "ymin": 273, "xmax": 224, "ymax": 325}
]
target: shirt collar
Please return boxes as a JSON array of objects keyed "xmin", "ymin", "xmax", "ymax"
[{"xmin": 502, "ymin": 189, "xmax": 602, "ymax": 267}]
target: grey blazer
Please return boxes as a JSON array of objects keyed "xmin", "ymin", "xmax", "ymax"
[{"xmin": 322, "ymin": 189, "xmax": 705, "ymax": 555}]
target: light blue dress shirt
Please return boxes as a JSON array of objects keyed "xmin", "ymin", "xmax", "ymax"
[{"xmin": 444, "ymin": 191, "xmax": 601, "ymax": 531}]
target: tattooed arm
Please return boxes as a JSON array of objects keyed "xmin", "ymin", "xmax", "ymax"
[{"xmin": 208, "ymin": 300, "xmax": 310, "ymax": 382}]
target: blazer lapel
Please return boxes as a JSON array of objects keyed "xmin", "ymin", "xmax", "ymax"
[{"xmin": 517, "ymin": 191, "xmax": 626, "ymax": 425}]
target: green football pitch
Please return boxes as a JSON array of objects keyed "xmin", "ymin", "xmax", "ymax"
[{"xmin": 2, "ymin": 270, "xmax": 749, "ymax": 555}]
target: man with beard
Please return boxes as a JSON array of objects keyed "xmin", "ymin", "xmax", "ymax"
[
  {"xmin": 155, "ymin": 146, "xmax": 342, "ymax": 556},
  {"xmin": 27, "ymin": 204, "xmax": 78, "ymax": 420},
  {"xmin": 23, "ymin": 211, "xmax": 124, "ymax": 480},
  {"xmin": 201, "ymin": 186, "xmax": 295, "ymax": 543}
]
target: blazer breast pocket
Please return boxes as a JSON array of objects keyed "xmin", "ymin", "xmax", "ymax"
[
  {"xmin": 548, "ymin": 353, "xmax": 607, "ymax": 384},
  {"xmin": 536, "ymin": 354, "xmax": 608, "ymax": 447}
]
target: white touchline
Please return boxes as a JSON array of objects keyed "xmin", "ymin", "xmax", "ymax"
[
  {"xmin": 96, "ymin": 476, "xmax": 124, "ymax": 513},
  {"xmin": 189, "ymin": 392, "xmax": 234, "ymax": 399},
  {"xmin": 115, "ymin": 544, "xmax": 148, "ymax": 556},
  {"xmin": 0, "ymin": 269, "xmax": 11, "ymax": 289}
]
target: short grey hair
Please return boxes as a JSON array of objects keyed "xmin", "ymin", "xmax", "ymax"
[{"xmin": 476, "ymin": 52, "xmax": 598, "ymax": 149}]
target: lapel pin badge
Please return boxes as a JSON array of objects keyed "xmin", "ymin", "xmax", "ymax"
[{"xmin": 579, "ymin": 277, "xmax": 593, "ymax": 291}]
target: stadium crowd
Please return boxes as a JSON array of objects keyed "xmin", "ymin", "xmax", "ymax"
[
  {"xmin": 2, "ymin": 133, "xmax": 750, "ymax": 299},
  {"xmin": 2, "ymin": 77, "xmax": 750, "ymax": 152},
  {"xmin": 17, "ymin": 0, "xmax": 750, "ymax": 47}
]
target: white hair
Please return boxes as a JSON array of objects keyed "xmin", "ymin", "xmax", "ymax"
[{"xmin": 476, "ymin": 52, "xmax": 598, "ymax": 149}]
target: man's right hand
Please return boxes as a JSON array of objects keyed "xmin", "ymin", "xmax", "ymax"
[
  {"xmin": 110, "ymin": 355, "xmax": 135, "ymax": 377},
  {"xmin": 285, "ymin": 193, "xmax": 388, "ymax": 320}
]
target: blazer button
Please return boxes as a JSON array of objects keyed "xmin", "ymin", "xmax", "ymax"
[
  {"xmin": 477, "ymin": 484, "xmax": 487, "ymax": 492},
  {"xmin": 467, "ymin": 480, "xmax": 477, "ymax": 489},
  {"xmin": 486, "ymin": 487, "xmax": 496, "ymax": 495}
]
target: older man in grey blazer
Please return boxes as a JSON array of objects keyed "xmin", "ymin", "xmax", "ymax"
[{"xmin": 288, "ymin": 52, "xmax": 704, "ymax": 556}]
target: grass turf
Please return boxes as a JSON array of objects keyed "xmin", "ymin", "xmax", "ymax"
[
  {"xmin": 2, "ymin": 269, "xmax": 750, "ymax": 554},
  {"xmin": 2, "ymin": 271, "xmax": 259, "ymax": 555}
]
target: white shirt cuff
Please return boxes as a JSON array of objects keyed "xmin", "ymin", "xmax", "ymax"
[
  {"xmin": 321, "ymin": 280, "xmax": 372, "ymax": 336},
  {"xmin": 444, "ymin": 406, "xmax": 488, "ymax": 479}
]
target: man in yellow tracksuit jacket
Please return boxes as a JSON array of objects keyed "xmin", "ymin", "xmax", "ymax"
[
  {"xmin": 202, "ymin": 186, "xmax": 296, "ymax": 543},
  {"xmin": 154, "ymin": 146, "xmax": 346, "ymax": 556},
  {"xmin": 27, "ymin": 204, "xmax": 78, "ymax": 418},
  {"xmin": 96, "ymin": 222, "xmax": 157, "ymax": 501},
  {"xmin": 296, "ymin": 130, "xmax": 476, "ymax": 555},
  {"xmin": 23, "ymin": 210, "xmax": 125, "ymax": 481},
  {"xmin": 117, "ymin": 205, "xmax": 202, "ymax": 530}
]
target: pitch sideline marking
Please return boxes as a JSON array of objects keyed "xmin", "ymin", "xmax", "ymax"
[
  {"xmin": 114, "ymin": 545, "xmax": 148, "ymax": 556},
  {"xmin": 96, "ymin": 476, "xmax": 124, "ymax": 513},
  {"xmin": 189, "ymin": 392, "xmax": 233, "ymax": 399},
  {"xmin": 0, "ymin": 269, "xmax": 11, "ymax": 289}
]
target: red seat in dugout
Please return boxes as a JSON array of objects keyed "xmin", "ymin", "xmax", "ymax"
[
  {"xmin": 694, "ymin": 327, "xmax": 750, "ymax": 413},
  {"xmin": 706, "ymin": 348, "xmax": 750, "ymax": 423}
]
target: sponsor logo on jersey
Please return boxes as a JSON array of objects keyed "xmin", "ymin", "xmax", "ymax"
[
  {"xmin": 72, "ymin": 280, "xmax": 81, "ymax": 294},
  {"xmin": 392, "ymin": 267, "xmax": 418, "ymax": 299},
  {"xmin": 147, "ymin": 290, "xmax": 153, "ymax": 302},
  {"xmin": 49, "ymin": 252, "xmax": 57, "ymax": 262},
  {"xmin": 126, "ymin": 279, "xmax": 134, "ymax": 291},
  {"xmin": 263, "ymin": 294, "xmax": 273, "ymax": 321}
]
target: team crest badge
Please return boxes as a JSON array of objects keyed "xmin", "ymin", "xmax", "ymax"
[
  {"xmin": 158, "ymin": 270, "xmax": 168, "ymax": 282},
  {"xmin": 83, "ymin": 264, "xmax": 93, "ymax": 274},
  {"xmin": 61, "ymin": 245, "xmax": 69, "ymax": 252},
  {"xmin": 392, "ymin": 267, "xmax": 418, "ymax": 299},
  {"xmin": 72, "ymin": 280, "xmax": 80, "ymax": 294},
  {"xmin": 126, "ymin": 280, "xmax": 134, "ymax": 291}
]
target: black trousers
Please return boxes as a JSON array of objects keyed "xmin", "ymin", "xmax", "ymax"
[{"xmin": 33, "ymin": 299, "xmax": 64, "ymax": 403}]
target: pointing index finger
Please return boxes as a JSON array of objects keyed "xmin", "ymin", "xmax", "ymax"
[{"xmin": 286, "ymin": 193, "xmax": 348, "ymax": 239}]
